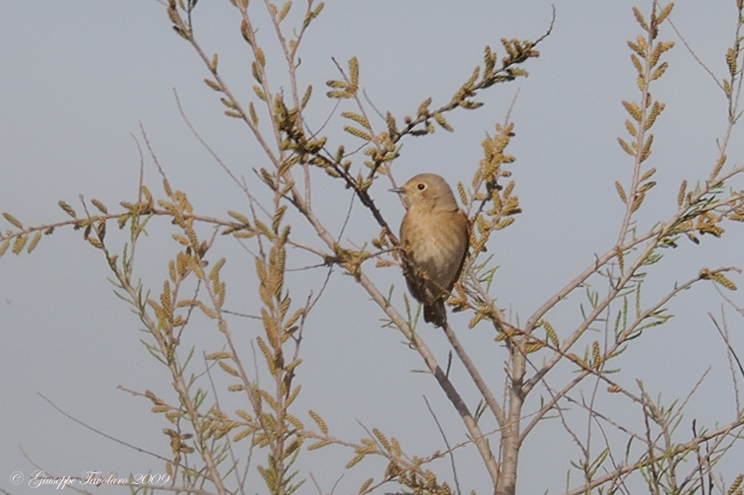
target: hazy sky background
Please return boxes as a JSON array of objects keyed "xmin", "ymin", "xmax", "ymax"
[{"xmin": 1, "ymin": 1, "xmax": 744, "ymax": 494}]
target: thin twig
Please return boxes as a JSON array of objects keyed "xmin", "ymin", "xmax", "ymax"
[
  {"xmin": 423, "ymin": 395, "xmax": 461, "ymax": 495},
  {"xmin": 38, "ymin": 393, "xmax": 172, "ymax": 464},
  {"xmin": 667, "ymin": 18, "xmax": 723, "ymax": 91}
]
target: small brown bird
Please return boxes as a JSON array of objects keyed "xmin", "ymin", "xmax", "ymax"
[{"xmin": 396, "ymin": 173, "xmax": 469, "ymax": 327}]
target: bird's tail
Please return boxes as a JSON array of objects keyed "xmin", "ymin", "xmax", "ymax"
[{"xmin": 424, "ymin": 301, "xmax": 446, "ymax": 327}]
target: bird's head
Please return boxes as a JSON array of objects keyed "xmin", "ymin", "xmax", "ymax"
[{"xmin": 393, "ymin": 173, "xmax": 460, "ymax": 211}]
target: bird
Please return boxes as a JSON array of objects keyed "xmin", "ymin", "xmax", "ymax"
[{"xmin": 395, "ymin": 173, "xmax": 469, "ymax": 327}]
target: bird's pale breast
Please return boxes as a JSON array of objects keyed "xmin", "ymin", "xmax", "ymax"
[{"xmin": 401, "ymin": 206, "xmax": 468, "ymax": 302}]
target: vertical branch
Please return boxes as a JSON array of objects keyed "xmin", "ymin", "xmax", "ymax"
[
  {"xmin": 105, "ymin": 217, "xmax": 229, "ymax": 494},
  {"xmin": 615, "ymin": 1, "xmax": 671, "ymax": 245},
  {"xmin": 496, "ymin": 341, "xmax": 526, "ymax": 495}
]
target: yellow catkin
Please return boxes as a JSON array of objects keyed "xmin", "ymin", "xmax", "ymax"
[
  {"xmin": 592, "ymin": 341, "xmax": 602, "ymax": 368},
  {"xmin": 12, "ymin": 235, "xmax": 28, "ymax": 254},
  {"xmin": 218, "ymin": 361, "xmax": 239, "ymax": 377},
  {"xmin": 543, "ymin": 321, "xmax": 559, "ymax": 347},
  {"xmin": 343, "ymin": 125, "xmax": 372, "ymax": 141},
  {"xmin": 27, "ymin": 231, "xmax": 42, "ymax": 253},
  {"xmin": 712, "ymin": 273, "xmax": 737, "ymax": 291},
  {"xmin": 286, "ymin": 413, "xmax": 304, "ymax": 431},
  {"xmin": 677, "ymin": 180, "xmax": 687, "ymax": 207},
  {"xmin": 372, "ymin": 428, "xmax": 391, "ymax": 451},
  {"xmin": 308, "ymin": 410, "xmax": 328, "ymax": 434},
  {"xmin": 233, "ymin": 428, "xmax": 252, "ymax": 442},
  {"xmin": 728, "ymin": 474, "xmax": 743, "ymax": 495},
  {"xmin": 3, "ymin": 212, "xmax": 23, "ymax": 229},
  {"xmin": 615, "ymin": 181, "xmax": 627, "ymax": 203}
]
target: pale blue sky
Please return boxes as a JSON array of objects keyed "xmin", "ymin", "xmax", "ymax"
[{"xmin": 1, "ymin": 1, "xmax": 743, "ymax": 494}]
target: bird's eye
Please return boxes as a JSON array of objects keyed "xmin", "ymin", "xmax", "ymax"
[{"xmin": 417, "ymin": 183, "xmax": 426, "ymax": 190}]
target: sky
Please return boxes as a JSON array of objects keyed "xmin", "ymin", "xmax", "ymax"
[{"xmin": 1, "ymin": 1, "xmax": 744, "ymax": 494}]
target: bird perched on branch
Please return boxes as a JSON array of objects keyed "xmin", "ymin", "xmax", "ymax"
[{"xmin": 395, "ymin": 173, "xmax": 469, "ymax": 327}]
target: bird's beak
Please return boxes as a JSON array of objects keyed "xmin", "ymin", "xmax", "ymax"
[{"xmin": 390, "ymin": 187, "xmax": 404, "ymax": 194}]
